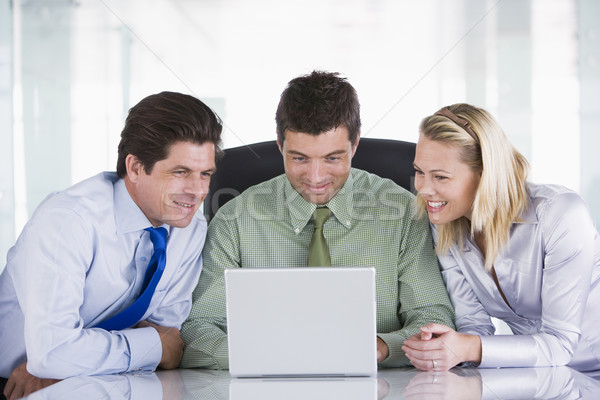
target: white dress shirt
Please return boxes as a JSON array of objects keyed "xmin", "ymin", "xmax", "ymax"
[
  {"xmin": 436, "ymin": 183, "xmax": 600, "ymax": 371},
  {"xmin": 0, "ymin": 172, "xmax": 206, "ymax": 379}
]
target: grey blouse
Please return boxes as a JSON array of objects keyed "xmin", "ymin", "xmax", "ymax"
[{"xmin": 435, "ymin": 183, "xmax": 600, "ymax": 371}]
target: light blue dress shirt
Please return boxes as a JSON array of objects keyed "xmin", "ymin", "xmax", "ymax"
[
  {"xmin": 0, "ymin": 172, "xmax": 207, "ymax": 379},
  {"xmin": 436, "ymin": 183, "xmax": 600, "ymax": 371}
]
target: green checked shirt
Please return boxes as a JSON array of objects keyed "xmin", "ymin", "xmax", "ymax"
[{"xmin": 181, "ymin": 168, "xmax": 455, "ymax": 369}]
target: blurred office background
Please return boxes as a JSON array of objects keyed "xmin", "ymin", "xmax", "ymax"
[{"xmin": 0, "ymin": 0, "xmax": 599, "ymax": 269}]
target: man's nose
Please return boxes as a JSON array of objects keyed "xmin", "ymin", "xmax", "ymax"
[
  {"xmin": 186, "ymin": 174, "xmax": 210, "ymax": 199},
  {"xmin": 307, "ymin": 160, "xmax": 325, "ymax": 182}
]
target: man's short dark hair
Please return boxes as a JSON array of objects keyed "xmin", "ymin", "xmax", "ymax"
[
  {"xmin": 116, "ymin": 91, "xmax": 223, "ymax": 178},
  {"xmin": 275, "ymin": 70, "xmax": 361, "ymax": 144}
]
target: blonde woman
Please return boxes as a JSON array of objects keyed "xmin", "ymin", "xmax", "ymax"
[{"xmin": 402, "ymin": 103, "xmax": 600, "ymax": 372}]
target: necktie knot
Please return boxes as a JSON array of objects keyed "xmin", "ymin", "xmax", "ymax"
[
  {"xmin": 313, "ymin": 207, "xmax": 331, "ymax": 230},
  {"xmin": 145, "ymin": 227, "xmax": 168, "ymax": 251}
]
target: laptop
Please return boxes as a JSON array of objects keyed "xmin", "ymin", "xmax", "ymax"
[{"xmin": 224, "ymin": 267, "xmax": 377, "ymax": 378}]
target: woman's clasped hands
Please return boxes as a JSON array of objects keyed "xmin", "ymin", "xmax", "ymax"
[{"xmin": 402, "ymin": 323, "xmax": 482, "ymax": 371}]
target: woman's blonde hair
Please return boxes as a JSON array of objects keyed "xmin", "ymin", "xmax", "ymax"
[{"xmin": 416, "ymin": 103, "xmax": 529, "ymax": 271}]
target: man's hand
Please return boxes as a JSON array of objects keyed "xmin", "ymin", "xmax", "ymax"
[
  {"xmin": 137, "ymin": 321, "xmax": 184, "ymax": 369},
  {"xmin": 4, "ymin": 363, "xmax": 60, "ymax": 400},
  {"xmin": 377, "ymin": 337, "xmax": 389, "ymax": 363}
]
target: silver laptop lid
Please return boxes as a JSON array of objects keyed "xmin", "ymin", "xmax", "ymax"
[{"xmin": 225, "ymin": 267, "xmax": 377, "ymax": 377}]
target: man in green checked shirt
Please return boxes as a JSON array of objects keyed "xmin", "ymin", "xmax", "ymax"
[{"xmin": 180, "ymin": 70, "xmax": 455, "ymax": 369}]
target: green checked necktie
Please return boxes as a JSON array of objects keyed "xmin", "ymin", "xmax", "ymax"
[{"xmin": 307, "ymin": 207, "xmax": 331, "ymax": 267}]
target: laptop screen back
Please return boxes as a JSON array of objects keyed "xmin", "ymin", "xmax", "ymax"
[{"xmin": 225, "ymin": 267, "xmax": 377, "ymax": 377}]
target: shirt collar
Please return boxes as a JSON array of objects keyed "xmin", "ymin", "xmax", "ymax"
[
  {"xmin": 285, "ymin": 170, "xmax": 355, "ymax": 234},
  {"xmin": 114, "ymin": 178, "xmax": 168, "ymax": 235}
]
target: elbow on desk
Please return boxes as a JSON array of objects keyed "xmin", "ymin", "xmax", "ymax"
[
  {"xmin": 26, "ymin": 346, "xmax": 89, "ymax": 380},
  {"xmin": 26, "ymin": 355, "xmax": 71, "ymax": 380}
]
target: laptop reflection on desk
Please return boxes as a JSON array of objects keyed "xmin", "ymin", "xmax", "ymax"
[
  {"xmin": 224, "ymin": 267, "xmax": 378, "ymax": 378},
  {"xmin": 229, "ymin": 376, "xmax": 378, "ymax": 400}
]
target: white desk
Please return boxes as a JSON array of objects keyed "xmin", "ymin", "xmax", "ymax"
[{"xmin": 21, "ymin": 366, "xmax": 600, "ymax": 399}]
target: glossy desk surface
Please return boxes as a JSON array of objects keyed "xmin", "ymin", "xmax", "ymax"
[{"xmin": 21, "ymin": 366, "xmax": 600, "ymax": 399}]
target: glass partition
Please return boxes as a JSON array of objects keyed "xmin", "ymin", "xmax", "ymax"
[{"xmin": 2, "ymin": 0, "xmax": 598, "ymax": 269}]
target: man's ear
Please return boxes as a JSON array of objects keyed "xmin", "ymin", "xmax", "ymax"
[
  {"xmin": 276, "ymin": 138, "xmax": 283, "ymax": 154},
  {"xmin": 350, "ymin": 132, "xmax": 361, "ymax": 158},
  {"xmin": 125, "ymin": 154, "xmax": 145, "ymax": 183}
]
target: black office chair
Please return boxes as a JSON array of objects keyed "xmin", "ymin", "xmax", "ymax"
[{"xmin": 204, "ymin": 138, "xmax": 416, "ymax": 220}]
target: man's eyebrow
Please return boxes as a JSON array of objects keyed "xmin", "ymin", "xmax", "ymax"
[
  {"xmin": 323, "ymin": 149, "xmax": 346, "ymax": 157},
  {"xmin": 169, "ymin": 165, "xmax": 217, "ymax": 173},
  {"xmin": 286, "ymin": 149, "xmax": 347, "ymax": 157},
  {"xmin": 286, "ymin": 150, "xmax": 308, "ymax": 157},
  {"xmin": 169, "ymin": 165, "xmax": 191, "ymax": 171}
]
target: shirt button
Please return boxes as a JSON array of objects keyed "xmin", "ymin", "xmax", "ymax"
[
  {"xmin": 345, "ymin": 221, "xmax": 351, "ymax": 227},
  {"xmin": 140, "ymin": 257, "xmax": 147, "ymax": 262},
  {"xmin": 294, "ymin": 228, "xmax": 300, "ymax": 234}
]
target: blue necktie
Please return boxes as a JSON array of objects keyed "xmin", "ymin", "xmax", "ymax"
[{"xmin": 96, "ymin": 227, "xmax": 168, "ymax": 331}]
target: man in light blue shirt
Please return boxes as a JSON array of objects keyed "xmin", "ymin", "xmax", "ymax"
[{"xmin": 0, "ymin": 91, "xmax": 222, "ymax": 400}]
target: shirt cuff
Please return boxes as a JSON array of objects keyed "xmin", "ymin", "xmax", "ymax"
[
  {"xmin": 479, "ymin": 334, "xmax": 537, "ymax": 368},
  {"xmin": 377, "ymin": 333, "xmax": 410, "ymax": 368},
  {"xmin": 122, "ymin": 327, "xmax": 162, "ymax": 372}
]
